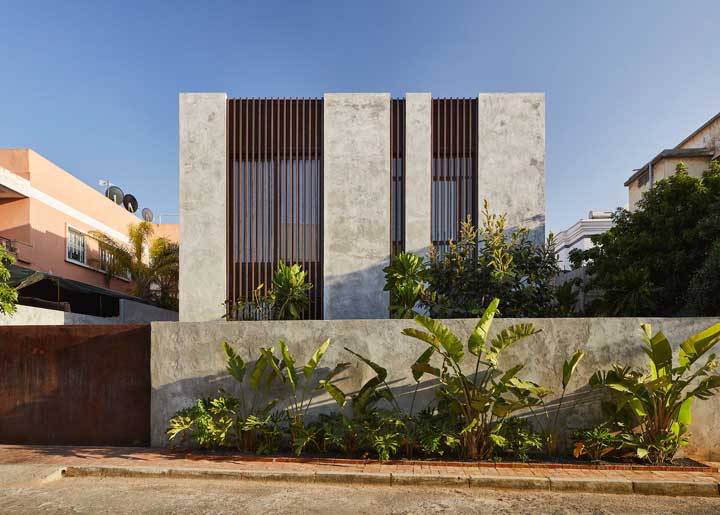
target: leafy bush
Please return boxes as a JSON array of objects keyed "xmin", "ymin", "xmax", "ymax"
[
  {"xmin": 0, "ymin": 245, "xmax": 17, "ymax": 316},
  {"xmin": 685, "ymin": 240, "xmax": 720, "ymax": 315},
  {"xmin": 383, "ymin": 252, "xmax": 429, "ymax": 318},
  {"xmin": 590, "ymin": 322, "xmax": 720, "ymax": 463},
  {"xmin": 402, "ymin": 298, "xmax": 546, "ymax": 459},
  {"xmin": 572, "ymin": 426, "xmax": 619, "ymax": 462},
  {"xmin": 269, "ymin": 261, "xmax": 313, "ymax": 320},
  {"xmin": 495, "ymin": 417, "xmax": 543, "ymax": 462},
  {"xmin": 422, "ymin": 201, "xmax": 560, "ymax": 318}
]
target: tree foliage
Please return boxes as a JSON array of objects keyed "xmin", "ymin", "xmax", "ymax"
[
  {"xmin": 422, "ymin": 201, "xmax": 560, "ymax": 318},
  {"xmin": 572, "ymin": 162, "xmax": 720, "ymax": 316},
  {"xmin": 0, "ymin": 246, "xmax": 18, "ymax": 316}
]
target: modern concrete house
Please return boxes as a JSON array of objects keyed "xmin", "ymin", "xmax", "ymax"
[
  {"xmin": 0, "ymin": 148, "xmax": 178, "ymax": 323},
  {"xmin": 625, "ymin": 111, "xmax": 720, "ymax": 210},
  {"xmin": 179, "ymin": 92, "xmax": 545, "ymax": 321},
  {"xmin": 554, "ymin": 211, "xmax": 613, "ymax": 270}
]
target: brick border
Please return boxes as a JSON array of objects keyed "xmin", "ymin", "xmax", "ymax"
[{"xmin": 62, "ymin": 465, "xmax": 720, "ymax": 498}]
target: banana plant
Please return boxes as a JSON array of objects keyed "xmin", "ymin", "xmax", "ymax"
[
  {"xmin": 383, "ymin": 251, "xmax": 429, "ymax": 319},
  {"xmin": 260, "ymin": 338, "xmax": 349, "ymax": 455},
  {"xmin": 402, "ymin": 298, "xmax": 545, "ymax": 460},
  {"xmin": 590, "ymin": 322, "xmax": 720, "ymax": 464},
  {"xmin": 525, "ymin": 350, "xmax": 585, "ymax": 456}
]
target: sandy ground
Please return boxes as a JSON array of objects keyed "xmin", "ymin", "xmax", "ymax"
[{"xmin": 1, "ymin": 467, "xmax": 720, "ymax": 515}]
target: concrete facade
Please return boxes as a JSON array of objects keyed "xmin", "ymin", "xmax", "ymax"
[
  {"xmin": 323, "ymin": 93, "xmax": 391, "ymax": 319},
  {"xmin": 477, "ymin": 93, "xmax": 546, "ymax": 242},
  {"xmin": 404, "ymin": 93, "xmax": 432, "ymax": 256},
  {"xmin": 151, "ymin": 317, "xmax": 720, "ymax": 459},
  {"xmin": 0, "ymin": 301, "xmax": 178, "ymax": 325},
  {"xmin": 179, "ymin": 93, "xmax": 227, "ymax": 322}
]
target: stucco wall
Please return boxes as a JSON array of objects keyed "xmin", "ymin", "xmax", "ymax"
[
  {"xmin": 151, "ymin": 317, "xmax": 720, "ymax": 459},
  {"xmin": 323, "ymin": 93, "xmax": 390, "ymax": 319},
  {"xmin": 0, "ymin": 301, "xmax": 177, "ymax": 325}
]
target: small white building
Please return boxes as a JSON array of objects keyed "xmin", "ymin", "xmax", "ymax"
[{"xmin": 554, "ymin": 211, "xmax": 613, "ymax": 270}]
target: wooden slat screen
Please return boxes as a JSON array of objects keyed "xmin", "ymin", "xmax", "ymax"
[
  {"xmin": 431, "ymin": 98, "xmax": 478, "ymax": 253},
  {"xmin": 227, "ymin": 98, "xmax": 323, "ymax": 320},
  {"xmin": 390, "ymin": 99, "xmax": 405, "ymax": 257}
]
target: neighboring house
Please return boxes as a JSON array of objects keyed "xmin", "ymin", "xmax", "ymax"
[
  {"xmin": 625, "ymin": 111, "xmax": 720, "ymax": 210},
  {"xmin": 0, "ymin": 148, "xmax": 178, "ymax": 320},
  {"xmin": 179, "ymin": 92, "xmax": 546, "ymax": 321},
  {"xmin": 554, "ymin": 211, "xmax": 613, "ymax": 270}
]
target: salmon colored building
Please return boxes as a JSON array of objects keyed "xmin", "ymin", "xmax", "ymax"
[{"xmin": 0, "ymin": 149, "xmax": 178, "ymax": 314}]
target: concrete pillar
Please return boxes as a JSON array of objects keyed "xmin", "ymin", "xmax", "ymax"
[
  {"xmin": 323, "ymin": 93, "xmax": 391, "ymax": 319},
  {"xmin": 477, "ymin": 93, "xmax": 545, "ymax": 242},
  {"xmin": 179, "ymin": 93, "xmax": 227, "ymax": 322},
  {"xmin": 404, "ymin": 93, "xmax": 432, "ymax": 255}
]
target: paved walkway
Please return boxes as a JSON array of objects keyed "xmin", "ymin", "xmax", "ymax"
[{"xmin": 1, "ymin": 445, "xmax": 719, "ymax": 497}]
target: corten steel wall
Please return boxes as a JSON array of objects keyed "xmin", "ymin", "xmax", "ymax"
[
  {"xmin": 0, "ymin": 324, "xmax": 150, "ymax": 446},
  {"xmin": 152, "ymin": 318, "xmax": 720, "ymax": 460},
  {"xmin": 431, "ymin": 98, "xmax": 478, "ymax": 253},
  {"xmin": 227, "ymin": 98, "xmax": 323, "ymax": 319}
]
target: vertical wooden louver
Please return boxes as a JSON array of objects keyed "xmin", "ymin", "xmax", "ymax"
[
  {"xmin": 432, "ymin": 98, "xmax": 478, "ymax": 253},
  {"xmin": 390, "ymin": 99, "xmax": 406, "ymax": 257},
  {"xmin": 226, "ymin": 98, "xmax": 323, "ymax": 320}
]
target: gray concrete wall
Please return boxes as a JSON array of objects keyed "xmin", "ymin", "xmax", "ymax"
[
  {"xmin": 323, "ymin": 93, "xmax": 391, "ymax": 319},
  {"xmin": 151, "ymin": 317, "xmax": 720, "ymax": 459},
  {"xmin": 477, "ymin": 93, "xmax": 545, "ymax": 242},
  {"xmin": 404, "ymin": 93, "xmax": 432, "ymax": 255},
  {"xmin": 0, "ymin": 302, "xmax": 177, "ymax": 325},
  {"xmin": 179, "ymin": 93, "xmax": 227, "ymax": 322}
]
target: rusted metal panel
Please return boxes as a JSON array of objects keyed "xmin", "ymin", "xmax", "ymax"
[
  {"xmin": 0, "ymin": 324, "xmax": 150, "ymax": 446},
  {"xmin": 432, "ymin": 98, "xmax": 478, "ymax": 253},
  {"xmin": 227, "ymin": 99, "xmax": 323, "ymax": 320}
]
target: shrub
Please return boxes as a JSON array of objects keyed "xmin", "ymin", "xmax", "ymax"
[
  {"xmin": 572, "ymin": 426, "xmax": 619, "ymax": 462},
  {"xmin": 383, "ymin": 252, "xmax": 429, "ymax": 319},
  {"xmin": 0, "ymin": 245, "xmax": 17, "ymax": 316},
  {"xmin": 269, "ymin": 261, "xmax": 313, "ymax": 320},
  {"xmin": 422, "ymin": 201, "xmax": 559, "ymax": 318},
  {"xmin": 496, "ymin": 417, "xmax": 543, "ymax": 462},
  {"xmin": 590, "ymin": 322, "xmax": 720, "ymax": 463}
]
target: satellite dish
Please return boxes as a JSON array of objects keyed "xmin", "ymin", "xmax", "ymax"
[
  {"xmin": 141, "ymin": 208, "xmax": 154, "ymax": 223},
  {"xmin": 105, "ymin": 185, "xmax": 124, "ymax": 205},
  {"xmin": 123, "ymin": 194, "xmax": 139, "ymax": 213}
]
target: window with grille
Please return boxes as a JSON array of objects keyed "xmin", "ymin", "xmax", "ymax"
[{"xmin": 66, "ymin": 227, "xmax": 87, "ymax": 265}]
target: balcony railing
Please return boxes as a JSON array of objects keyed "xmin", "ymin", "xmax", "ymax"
[{"xmin": 0, "ymin": 236, "xmax": 18, "ymax": 256}]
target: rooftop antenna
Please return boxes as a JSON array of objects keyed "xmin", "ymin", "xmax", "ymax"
[
  {"xmin": 141, "ymin": 208, "xmax": 154, "ymax": 223},
  {"xmin": 123, "ymin": 194, "xmax": 139, "ymax": 213}
]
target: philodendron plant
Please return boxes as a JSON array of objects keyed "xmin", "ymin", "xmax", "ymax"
[
  {"xmin": 402, "ymin": 298, "xmax": 546, "ymax": 460},
  {"xmin": 590, "ymin": 322, "xmax": 720, "ymax": 464}
]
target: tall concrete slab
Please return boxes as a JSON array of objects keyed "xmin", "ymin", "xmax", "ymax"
[
  {"xmin": 404, "ymin": 93, "xmax": 432, "ymax": 255},
  {"xmin": 477, "ymin": 93, "xmax": 545, "ymax": 242},
  {"xmin": 323, "ymin": 93, "xmax": 391, "ymax": 319},
  {"xmin": 179, "ymin": 93, "xmax": 227, "ymax": 322}
]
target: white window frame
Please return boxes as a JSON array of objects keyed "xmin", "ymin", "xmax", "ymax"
[
  {"xmin": 65, "ymin": 224, "xmax": 130, "ymax": 282},
  {"xmin": 66, "ymin": 225, "xmax": 87, "ymax": 266}
]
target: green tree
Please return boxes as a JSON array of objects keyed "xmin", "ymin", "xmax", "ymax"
[
  {"xmin": 572, "ymin": 162, "xmax": 720, "ymax": 316},
  {"xmin": 0, "ymin": 246, "xmax": 18, "ymax": 316},
  {"xmin": 423, "ymin": 201, "xmax": 560, "ymax": 318}
]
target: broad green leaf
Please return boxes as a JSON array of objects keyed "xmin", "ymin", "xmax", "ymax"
[
  {"xmin": 468, "ymin": 298, "xmax": 499, "ymax": 357},
  {"xmin": 414, "ymin": 315, "xmax": 464, "ymax": 362},
  {"xmin": 222, "ymin": 341, "xmax": 246, "ymax": 384},
  {"xmin": 498, "ymin": 364, "xmax": 525, "ymax": 385},
  {"xmin": 279, "ymin": 339, "xmax": 297, "ymax": 395},
  {"xmin": 636, "ymin": 447, "xmax": 649, "ymax": 460},
  {"xmin": 321, "ymin": 362, "xmax": 350, "ymax": 384},
  {"xmin": 677, "ymin": 396, "xmax": 694, "ymax": 427},
  {"xmin": 353, "ymin": 376, "xmax": 383, "ymax": 415},
  {"xmin": 402, "ymin": 328, "xmax": 440, "ymax": 350},
  {"xmin": 679, "ymin": 322, "xmax": 720, "ymax": 367},
  {"xmin": 644, "ymin": 330, "xmax": 672, "ymax": 379},
  {"xmin": 304, "ymin": 338, "xmax": 331, "ymax": 380},
  {"xmin": 259, "ymin": 347, "xmax": 284, "ymax": 385},
  {"xmin": 562, "ymin": 350, "xmax": 585, "ymax": 389},
  {"xmin": 344, "ymin": 347, "xmax": 388, "ymax": 382},
  {"xmin": 249, "ymin": 353, "xmax": 268, "ymax": 391},
  {"xmin": 627, "ymin": 397, "xmax": 648, "ymax": 418},
  {"xmin": 412, "ymin": 347, "xmax": 435, "ymax": 382},
  {"xmin": 321, "ymin": 381, "xmax": 347, "ymax": 408}
]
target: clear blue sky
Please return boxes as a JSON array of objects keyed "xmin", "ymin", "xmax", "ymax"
[{"xmin": 2, "ymin": 0, "xmax": 719, "ymax": 232}]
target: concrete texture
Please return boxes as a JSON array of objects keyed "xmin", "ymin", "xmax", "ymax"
[
  {"xmin": 0, "ymin": 302, "xmax": 177, "ymax": 325},
  {"xmin": 178, "ymin": 93, "xmax": 227, "ymax": 322},
  {"xmin": 404, "ymin": 93, "xmax": 432, "ymax": 255},
  {"xmin": 323, "ymin": 93, "xmax": 391, "ymax": 319},
  {"xmin": 477, "ymin": 93, "xmax": 545, "ymax": 242},
  {"xmin": 151, "ymin": 317, "xmax": 720, "ymax": 459}
]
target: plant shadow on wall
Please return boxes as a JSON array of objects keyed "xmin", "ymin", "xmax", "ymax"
[{"xmin": 384, "ymin": 200, "xmax": 573, "ymax": 319}]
